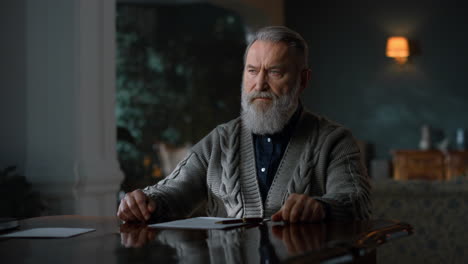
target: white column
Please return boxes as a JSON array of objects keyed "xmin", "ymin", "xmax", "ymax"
[{"xmin": 25, "ymin": 0, "xmax": 123, "ymax": 216}]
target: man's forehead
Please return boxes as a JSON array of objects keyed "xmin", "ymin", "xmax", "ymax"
[
  {"xmin": 247, "ymin": 40, "xmax": 290, "ymax": 56},
  {"xmin": 245, "ymin": 40, "xmax": 295, "ymax": 65}
]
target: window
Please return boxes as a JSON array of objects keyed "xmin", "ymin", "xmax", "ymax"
[{"xmin": 116, "ymin": 3, "xmax": 246, "ymax": 191}]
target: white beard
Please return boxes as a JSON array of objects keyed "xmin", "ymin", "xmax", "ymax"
[{"xmin": 241, "ymin": 83, "xmax": 300, "ymax": 135}]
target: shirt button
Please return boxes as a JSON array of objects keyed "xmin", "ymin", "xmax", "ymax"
[
  {"xmin": 267, "ymin": 138, "xmax": 271, "ymax": 143},
  {"xmin": 261, "ymin": 168, "xmax": 266, "ymax": 172}
]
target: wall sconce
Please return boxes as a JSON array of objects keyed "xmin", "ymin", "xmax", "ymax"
[{"xmin": 386, "ymin": 36, "xmax": 410, "ymax": 64}]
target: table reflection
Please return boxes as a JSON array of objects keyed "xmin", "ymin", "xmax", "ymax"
[
  {"xmin": 120, "ymin": 223, "xmax": 158, "ymax": 248},
  {"xmin": 0, "ymin": 216, "xmax": 410, "ymax": 264},
  {"xmin": 118, "ymin": 221, "xmax": 358, "ymax": 263},
  {"xmin": 271, "ymin": 223, "xmax": 326, "ymax": 255}
]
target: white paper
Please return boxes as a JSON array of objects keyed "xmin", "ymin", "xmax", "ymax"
[
  {"xmin": 0, "ymin": 228, "xmax": 95, "ymax": 238},
  {"xmin": 148, "ymin": 217, "xmax": 249, "ymax": 230}
]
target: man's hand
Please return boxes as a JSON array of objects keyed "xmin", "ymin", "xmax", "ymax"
[
  {"xmin": 271, "ymin": 193, "xmax": 325, "ymax": 223},
  {"xmin": 117, "ymin": 189, "xmax": 156, "ymax": 222}
]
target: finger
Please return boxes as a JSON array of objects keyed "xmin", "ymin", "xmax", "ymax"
[
  {"xmin": 118, "ymin": 206, "xmax": 130, "ymax": 222},
  {"xmin": 125, "ymin": 194, "xmax": 145, "ymax": 222},
  {"xmin": 272, "ymin": 209, "xmax": 283, "ymax": 222},
  {"xmin": 133, "ymin": 191, "xmax": 151, "ymax": 220},
  {"xmin": 117, "ymin": 203, "xmax": 128, "ymax": 221},
  {"xmin": 289, "ymin": 195, "xmax": 307, "ymax": 223},
  {"xmin": 117, "ymin": 205, "xmax": 124, "ymax": 221},
  {"xmin": 119, "ymin": 201, "xmax": 137, "ymax": 222},
  {"xmin": 282, "ymin": 194, "xmax": 298, "ymax": 222},
  {"xmin": 300, "ymin": 199, "xmax": 316, "ymax": 222},
  {"xmin": 310, "ymin": 201, "xmax": 325, "ymax": 222},
  {"xmin": 147, "ymin": 199, "xmax": 156, "ymax": 213}
]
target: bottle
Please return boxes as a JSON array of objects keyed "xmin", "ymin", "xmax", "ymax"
[
  {"xmin": 456, "ymin": 128, "xmax": 466, "ymax": 150},
  {"xmin": 419, "ymin": 125, "xmax": 431, "ymax": 150}
]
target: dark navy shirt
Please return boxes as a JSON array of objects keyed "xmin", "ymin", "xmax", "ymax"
[{"xmin": 253, "ymin": 105, "xmax": 302, "ymax": 203}]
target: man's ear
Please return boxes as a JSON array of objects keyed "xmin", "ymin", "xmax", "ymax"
[{"xmin": 299, "ymin": 68, "xmax": 311, "ymax": 93}]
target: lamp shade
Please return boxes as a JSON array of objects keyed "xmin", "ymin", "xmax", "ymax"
[{"xmin": 386, "ymin": 37, "xmax": 409, "ymax": 58}]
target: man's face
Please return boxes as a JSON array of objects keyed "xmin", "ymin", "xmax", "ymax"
[
  {"xmin": 242, "ymin": 40, "xmax": 304, "ymax": 110},
  {"xmin": 241, "ymin": 40, "xmax": 309, "ymax": 135}
]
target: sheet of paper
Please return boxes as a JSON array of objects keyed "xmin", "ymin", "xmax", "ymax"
[
  {"xmin": 148, "ymin": 217, "xmax": 249, "ymax": 230},
  {"xmin": 0, "ymin": 228, "xmax": 95, "ymax": 238}
]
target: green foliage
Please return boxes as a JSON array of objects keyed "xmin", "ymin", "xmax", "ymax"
[
  {"xmin": 116, "ymin": 4, "xmax": 246, "ymax": 188},
  {"xmin": 0, "ymin": 166, "xmax": 45, "ymax": 218}
]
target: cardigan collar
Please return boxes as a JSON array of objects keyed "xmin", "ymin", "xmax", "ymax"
[{"xmin": 238, "ymin": 102, "xmax": 312, "ymax": 217}]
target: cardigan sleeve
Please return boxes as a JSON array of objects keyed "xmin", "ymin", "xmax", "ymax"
[
  {"xmin": 141, "ymin": 151, "xmax": 208, "ymax": 221},
  {"xmin": 313, "ymin": 127, "xmax": 372, "ymax": 221},
  {"xmin": 141, "ymin": 129, "xmax": 219, "ymax": 221}
]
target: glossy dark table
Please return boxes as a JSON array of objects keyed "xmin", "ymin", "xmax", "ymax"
[{"xmin": 0, "ymin": 216, "xmax": 412, "ymax": 264}]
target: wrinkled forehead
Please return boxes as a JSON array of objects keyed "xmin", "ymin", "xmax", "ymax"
[{"xmin": 245, "ymin": 40, "xmax": 303, "ymax": 69}]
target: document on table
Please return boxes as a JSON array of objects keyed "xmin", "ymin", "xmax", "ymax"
[
  {"xmin": 0, "ymin": 228, "xmax": 95, "ymax": 238},
  {"xmin": 149, "ymin": 217, "xmax": 257, "ymax": 230}
]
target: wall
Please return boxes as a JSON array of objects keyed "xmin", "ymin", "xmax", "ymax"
[
  {"xmin": 0, "ymin": 0, "xmax": 27, "ymax": 172},
  {"xmin": 118, "ymin": 0, "xmax": 285, "ymax": 40},
  {"xmin": 286, "ymin": 0, "xmax": 468, "ymax": 159}
]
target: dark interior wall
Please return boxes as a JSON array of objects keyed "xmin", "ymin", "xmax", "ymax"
[
  {"xmin": 0, "ymin": 0, "xmax": 26, "ymax": 171},
  {"xmin": 285, "ymin": 0, "xmax": 468, "ymax": 159}
]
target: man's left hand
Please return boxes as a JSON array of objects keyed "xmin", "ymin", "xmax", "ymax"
[{"xmin": 271, "ymin": 193, "xmax": 325, "ymax": 223}]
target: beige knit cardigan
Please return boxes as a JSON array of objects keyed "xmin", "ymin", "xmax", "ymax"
[{"xmin": 143, "ymin": 110, "xmax": 371, "ymax": 221}]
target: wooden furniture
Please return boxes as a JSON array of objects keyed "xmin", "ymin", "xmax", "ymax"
[
  {"xmin": 445, "ymin": 151, "xmax": 468, "ymax": 180},
  {"xmin": 0, "ymin": 216, "xmax": 413, "ymax": 264},
  {"xmin": 392, "ymin": 150, "xmax": 468, "ymax": 180},
  {"xmin": 393, "ymin": 150, "xmax": 445, "ymax": 180}
]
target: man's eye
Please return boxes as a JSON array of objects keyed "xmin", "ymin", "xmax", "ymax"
[
  {"xmin": 248, "ymin": 69, "xmax": 257, "ymax": 74},
  {"xmin": 269, "ymin": 71, "xmax": 281, "ymax": 76}
]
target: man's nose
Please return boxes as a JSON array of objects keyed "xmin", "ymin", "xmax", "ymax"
[{"xmin": 254, "ymin": 71, "xmax": 269, "ymax": 91}]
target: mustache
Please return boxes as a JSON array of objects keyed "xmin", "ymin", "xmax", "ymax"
[{"xmin": 245, "ymin": 91, "xmax": 278, "ymax": 102}]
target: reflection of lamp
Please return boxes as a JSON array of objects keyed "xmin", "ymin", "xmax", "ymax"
[{"xmin": 386, "ymin": 36, "xmax": 409, "ymax": 64}]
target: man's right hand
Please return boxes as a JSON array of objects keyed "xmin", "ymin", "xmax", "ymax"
[{"xmin": 117, "ymin": 189, "xmax": 156, "ymax": 222}]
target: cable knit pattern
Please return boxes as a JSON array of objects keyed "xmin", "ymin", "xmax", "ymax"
[
  {"xmin": 286, "ymin": 122, "xmax": 334, "ymax": 197},
  {"xmin": 218, "ymin": 120, "xmax": 244, "ymax": 218},
  {"xmin": 287, "ymin": 136, "xmax": 317, "ymax": 195},
  {"xmin": 159, "ymin": 153, "xmax": 192, "ymax": 184},
  {"xmin": 141, "ymin": 110, "xmax": 371, "ymax": 221}
]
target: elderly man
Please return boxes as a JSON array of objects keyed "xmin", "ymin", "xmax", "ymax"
[{"xmin": 117, "ymin": 26, "xmax": 371, "ymax": 223}]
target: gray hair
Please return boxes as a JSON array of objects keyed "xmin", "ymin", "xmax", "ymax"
[{"xmin": 244, "ymin": 26, "xmax": 309, "ymax": 68}]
